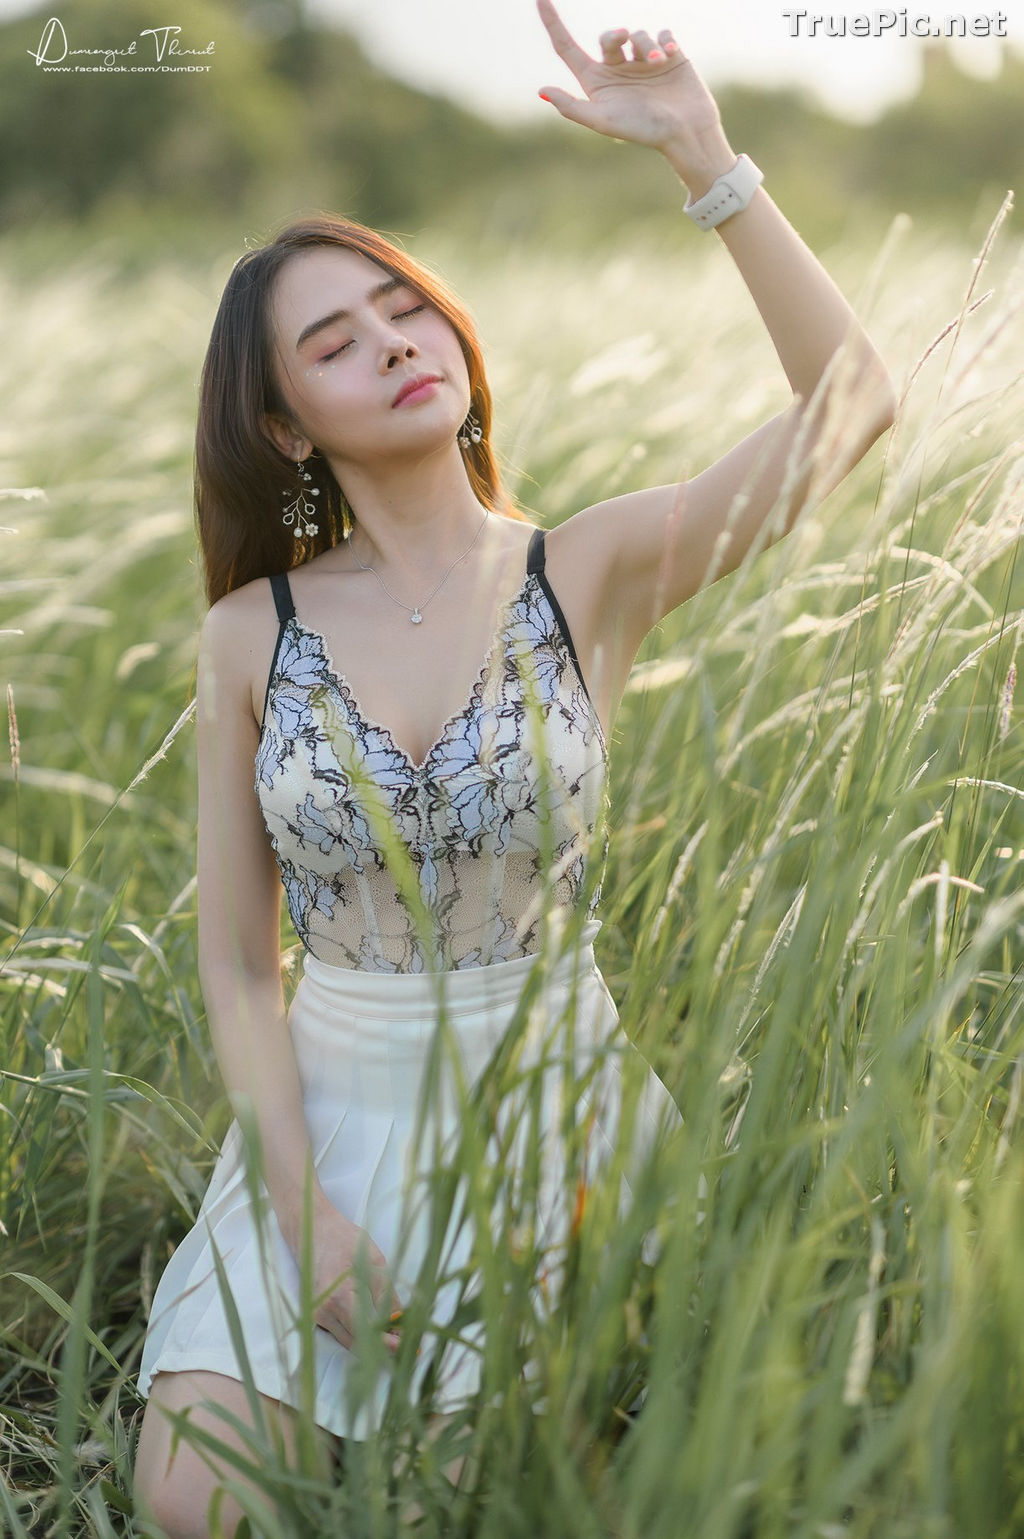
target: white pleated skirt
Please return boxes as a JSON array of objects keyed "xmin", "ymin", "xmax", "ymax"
[{"xmin": 135, "ymin": 918, "xmax": 683, "ymax": 1442}]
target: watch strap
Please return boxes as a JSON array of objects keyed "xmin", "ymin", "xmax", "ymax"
[{"xmin": 683, "ymin": 154, "xmax": 764, "ymax": 231}]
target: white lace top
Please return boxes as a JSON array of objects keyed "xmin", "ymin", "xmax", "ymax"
[{"xmin": 254, "ymin": 527, "xmax": 610, "ymax": 973}]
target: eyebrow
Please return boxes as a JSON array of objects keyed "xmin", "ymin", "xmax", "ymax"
[{"xmin": 293, "ymin": 275, "xmax": 407, "ymax": 353}]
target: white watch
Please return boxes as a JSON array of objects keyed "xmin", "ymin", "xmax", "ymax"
[{"xmin": 683, "ymin": 154, "xmax": 764, "ymax": 231}]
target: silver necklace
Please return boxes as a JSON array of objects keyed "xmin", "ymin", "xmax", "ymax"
[{"xmin": 348, "ymin": 510, "xmax": 490, "ymax": 624}]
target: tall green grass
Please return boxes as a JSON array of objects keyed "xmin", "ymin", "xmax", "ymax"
[{"xmin": 1, "ymin": 202, "xmax": 1022, "ymax": 1536}]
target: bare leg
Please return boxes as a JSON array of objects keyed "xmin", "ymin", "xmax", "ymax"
[
  {"xmin": 393, "ymin": 1411, "xmax": 470, "ymax": 1526},
  {"xmin": 133, "ymin": 1369, "xmax": 341, "ymax": 1539}
]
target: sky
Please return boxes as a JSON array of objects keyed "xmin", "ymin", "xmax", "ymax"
[
  {"xmin": 4, "ymin": 0, "xmax": 1022, "ymax": 122},
  {"xmin": 301, "ymin": 0, "xmax": 1023, "ymax": 123}
]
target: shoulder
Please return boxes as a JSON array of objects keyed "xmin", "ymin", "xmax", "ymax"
[
  {"xmin": 201, "ymin": 572, "xmax": 279, "ymax": 649},
  {"xmin": 198, "ymin": 573, "xmax": 283, "ymax": 724},
  {"xmin": 542, "ymin": 488, "xmax": 691, "ymax": 647},
  {"xmin": 540, "ymin": 503, "xmax": 623, "ymax": 606},
  {"xmin": 542, "ymin": 501, "xmax": 624, "ymax": 564},
  {"xmin": 200, "ymin": 575, "xmax": 275, "ymax": 664},
  {"xmin": 538, "ymin": 495, "xmax": 682, "ymax": 686}
]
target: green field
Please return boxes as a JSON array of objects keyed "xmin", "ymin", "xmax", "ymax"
[{"xmin": 1, "ymin": 204, "xmax": 1023, "ymax": 1537}]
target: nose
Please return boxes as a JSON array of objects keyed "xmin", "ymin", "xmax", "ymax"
[{"xmin": 380, "ymin": 322, "xmax": 417, "ymax": 372}]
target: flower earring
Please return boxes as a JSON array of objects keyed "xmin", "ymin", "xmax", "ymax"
[
  {"xmin": 281, "ymin": 457, "xmax": 320, "ymax": 539},
  {"xmin": 457, "ymin": 411, "xmax": 483, "ymax": 450}
]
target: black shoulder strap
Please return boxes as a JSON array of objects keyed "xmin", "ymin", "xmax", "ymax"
[
  {"xmin": 269, "ymin": 571, "xmax": 295, "ymax": 623},
  {"xmin": 261, "ymin": 573, "xmax": 296, "ymax": 730},
  {"xmin": 527, "ymin": 525, "xmax": 545, "ymax": 575},
  {"xmin": 527, "ymin": 525, "xmax": 594, "ymax": 711}
]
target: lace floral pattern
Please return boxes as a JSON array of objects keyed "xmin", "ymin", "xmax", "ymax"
[{"xmin": 255, "ymin": 574, "xmax": 610, "ymax": 973}]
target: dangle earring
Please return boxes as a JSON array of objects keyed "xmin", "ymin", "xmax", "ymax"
[
  {"xmin": 457, "ymin": 411, "xmax": 483, "ymax": 450},
  {"xmin": 281, "ymin": 457, "xmax": 320, "ymax": 539}
]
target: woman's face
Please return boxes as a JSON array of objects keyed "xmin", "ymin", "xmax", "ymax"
[{"xmin": 264, "ymin": 245, "xmax": 471, "ymax": 470}]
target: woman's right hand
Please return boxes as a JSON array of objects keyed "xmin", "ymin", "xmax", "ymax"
[{"xmin": 281, "ymin": 1190, "xmax": 405, "ymax": 1356}]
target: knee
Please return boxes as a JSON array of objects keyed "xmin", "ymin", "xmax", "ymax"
[
  {"xmin": 132, "ymin": 1369, "xmax": 339, "ymax": 1538},
  {"xmin": 133, "ymin": 1464, "xmax": 247, "ymax": 1539},
  {"xmin": 132, "ymin": 1410, "xmax": 247, "ymax": 1539}
]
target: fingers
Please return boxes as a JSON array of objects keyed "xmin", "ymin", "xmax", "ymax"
[
  {"xmin": 537, "ymin": 83, "xmax": 589, "ymax": 120},
  {"xmin": 385, "ymin": 1304, "xmax": 404, "ymax": 1354},
  {"xmin": 629, "ymin": 28, "xmax": 661, "ymax": 60},
  {"xmin": 536, "ymin": 0, "xmax": 594, "ymax": 74},
  {"xmin": 598, "ymin": 26, "xmax": 682, "ymax": 65},
  {"xmin": 623, "ymin": 27, "xmax": 681, "ymax": 62},
  {"xmin": 540, "ymin": 3, "xmax": 683, "ymax": 73},
  {"xmin": 599, "ymin": 26, "xmax": 629, "ymax": 63},
  {"xmin": 375, "ymin": 1281, "xmax": 406, "ymax": 1354},
  {"xmin": 315, "ymin": 1236, "xmax": 400, "ymax": 1350},
  {"xmin": 316, "ymin": 1303, "xmax": 354, "ymax": 1353},
  {"xmin": 316, "ymin": 1285, "xmax": 402, "ymax": 1353}
]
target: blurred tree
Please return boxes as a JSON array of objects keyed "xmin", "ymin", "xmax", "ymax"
[
  {"xmin": 0, "ymin": 0, "xmax": 1019, "ymax": 249},
  {"xmin": 0, "ymin": 0, "xmax": 515, "ymax": 236},
  {"xmin": 255, "ymin": 9, "xmax": 511, "ymax": 229},
  {"xmin": 857, "ymin": 43, "xmax": 1024, "ymax": 226},
  {"xmin": 0, "ymin": 0, "xmax": 302, "ymax": 224}
]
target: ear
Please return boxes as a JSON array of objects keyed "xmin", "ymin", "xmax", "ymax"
[{"xmin": 263, "ymin": 412, "xmax": 314, "ymax": 463}]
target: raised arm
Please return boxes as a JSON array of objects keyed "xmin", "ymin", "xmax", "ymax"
[{"xmin": 535, "ymin": 0, "xmax": 897, "ymax": 642}]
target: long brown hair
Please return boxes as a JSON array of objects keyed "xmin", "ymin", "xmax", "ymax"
[{"xmin": 195, "ymin": 214, "xmax": 526, "ymax": 606}]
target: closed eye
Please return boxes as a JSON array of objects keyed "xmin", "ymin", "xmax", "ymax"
[{"xmin": 320, "ymin": 304, "xmax": 428, "ymax": 364}]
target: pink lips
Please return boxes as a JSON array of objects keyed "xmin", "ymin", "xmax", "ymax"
[{"xmin": 392, "ymin": 374, "xmax": 442, "ymax": 408}]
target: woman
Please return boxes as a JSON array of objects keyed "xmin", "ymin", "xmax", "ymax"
[{"xmin": 132, "ymin": 2, "xmax": 896, "ymax": 1533}]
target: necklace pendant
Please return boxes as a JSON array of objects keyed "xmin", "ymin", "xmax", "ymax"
[{"xmin": 410, "ymin": 609, "xmax": 423, "ymax": 625}]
